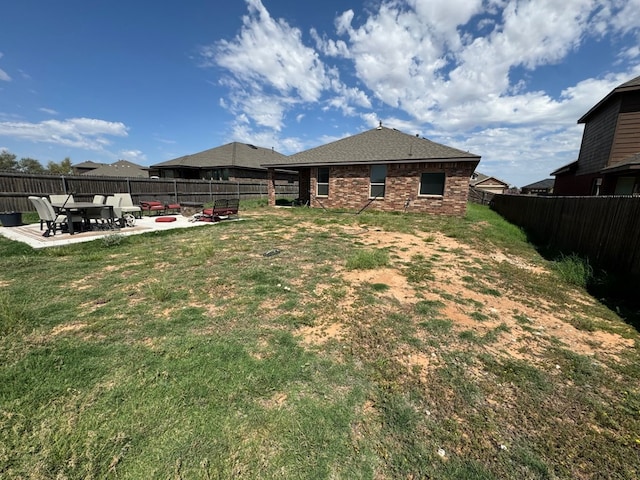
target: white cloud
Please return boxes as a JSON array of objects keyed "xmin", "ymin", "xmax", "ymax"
[
  {"xmin": 39, "ymin": 107, "xmax": 58, "ymax": 115},
  {"xmin": 610, "ymin": 0, "xmax": 640, "ymax": 34},
  {"xmin": 200, "ymin": 0, "xmax": 332, "ymax": 130},
  {"xmin": 0, "ymin": 118, "xmax": 128, "ymax": 150},
  {"xmin": 119, "ymin": 149, "xmax": 146, "ymax": 162},
  {"xmin": 0, "ymin": 52, "xmax": 10, "ymax": 82},
  {"xmin": 207, "ymin": 0, "xmax": 640, "ymax": 185}
]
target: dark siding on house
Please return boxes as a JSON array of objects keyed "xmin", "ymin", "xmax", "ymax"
[
  {"xmin": 610, "ymin": 110, "xmax": 640, "ymax": 166},
  {"xmin": 576, "ymin": 97, "xmax": 621, "ymax": 175}
]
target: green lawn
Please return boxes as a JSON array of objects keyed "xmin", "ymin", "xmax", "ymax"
[{"xmin": 1, "ymin": 203, "xmax": 639, "ymax": 479}]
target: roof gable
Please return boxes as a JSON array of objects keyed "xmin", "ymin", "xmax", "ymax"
[
  {"xmin": 470, "ymin": 172, "xmax": 508, "ymax": 187},
  {"xmin": 578, "ymin": 75, "xmax": 640, "ymax": 124},
  {"xmin": 265, "ymin": 126, "xmax": 479, "ymax": 167},
  {"xmin": 151, "ymin": 142, "xmax": 287, "ymax": 170},
  {"xmin": 472, "ymin": 177, "xmax": 509, "ymax": 188}
]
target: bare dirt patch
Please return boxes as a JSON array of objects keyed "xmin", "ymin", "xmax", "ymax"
[
  {"xmin": 50, "ymin": 322, "xmax": 88, "ymax": 336},
  {"xmin": 299, "ymin": 322, "xmax": 346, "ymax": 346},
  {"xmin": 319, "ymin": 225, "xmax": 632, "ymax": 370}
]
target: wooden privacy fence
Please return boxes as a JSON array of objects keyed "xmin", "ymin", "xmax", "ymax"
[
  {"xmin": 490, "ymin": 194, "xmax": 640, "ymax": 276},
  {"xmin": 0, "ymin": 172, "xmax": 298, "ymax": 213},
  {"xmin": 468, "ymin": 186, "xmax": 495, "ymax": 206}
]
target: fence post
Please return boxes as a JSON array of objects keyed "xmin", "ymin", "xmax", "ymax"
[
  {"xmin": 61, "ymin": 175, "xmax": 67, "ymax": 194},
  {"xmin": 174, "ymin": 179, "xmax": 178, "ymax": 203}
]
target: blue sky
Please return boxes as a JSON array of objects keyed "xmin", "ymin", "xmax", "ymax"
[{"xmin": 1, "ymin": 0, "xmax": 639, "ymax": 187}]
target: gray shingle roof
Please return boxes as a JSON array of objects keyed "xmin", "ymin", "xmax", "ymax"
[
  {"xmin": 81, "ymin": 159, "xmax": 148, "ymax": 178},
  {"xmin": 151, "ymin": 142, "xmax": 287, "ymax": 170},
  {"xmin": 263, "ymin": 126, "xmax": 480, "ymax": 168},
  {"xmin": 73, "ymin": 161, "xmax": 105, "ymax": 168},
  {"xmin": 522, "ymin": 178, "xmax": 555, "ymax": 190}
]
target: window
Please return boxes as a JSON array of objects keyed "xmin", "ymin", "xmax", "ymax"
[
  {"xmin": 370, "ymin": 164, "xmax": 386, "ymax": 198},
  {"xmin": 419, "ymin": 172, "xmax": 445, "ymax": 196},
  {"xmin": 317, "ymin": 167, "xmax": 329, "ymax": 196},
  {"xmin": 614, "ymin": 176, "xmax": 635, "ymax": 195}
]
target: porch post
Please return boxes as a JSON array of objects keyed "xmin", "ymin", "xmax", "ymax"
[{"xmin": 267, "ymin": 168, "xmax": 276, "ymax": 206}]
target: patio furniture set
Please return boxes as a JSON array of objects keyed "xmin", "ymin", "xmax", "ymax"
[
  {"xmin": 28, "ymin": 193, "xmax": 139, "ymax": 237},
  {"xmin": 26, "ymin": 193, "xmax": 240, "ymax": 237}
]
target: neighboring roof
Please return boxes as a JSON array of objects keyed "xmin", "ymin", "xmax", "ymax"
[
  {"xmin": 151, "ymin": 142, "xmax": 288, "ymax": 170},
  {"xmin": 522, "ymin": 178, "xmax": 555, "ymax": 190},
  {"xmin": 469, "ymin": 172, "xmax": 509, "ymax": 187},
  {"xmin": 600, "ymin": 153, "xmax": 640, "ymax": 174},
  {"xmin": 263, "ymin": 126, "xmax": 480, "ymax": 168},
  {"xmin": 81, "ymin": 160, "xmax": 148, "ymax": 178},
  {"xmin": 578, "ymin": 75, "xmax": 640, "ymax": 124},
  {"xmin": 73, "ymin": 160, "xmax": 105, "ymax": 169},
  {"xmin": 551, "ymin": 160, "xmax": 579, "ymax": 176}
]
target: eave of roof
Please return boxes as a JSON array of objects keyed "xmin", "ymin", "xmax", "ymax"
[
  {"xmin": 551, "ymin": 160, "xmax": 579, "ymax": 176},
  {"xmin": 600, "ymin": 153, "xmax": 640, "ymax": 174},
  {"xmin": 265, "ymin": 156, "xmax": 479, "ymax": 169}
]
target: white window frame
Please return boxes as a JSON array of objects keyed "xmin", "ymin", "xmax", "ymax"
[
  {"xmin": 317, "ymin": 167, "xmax": 329, "ymax": 197},
  {"xmin": 369, "ymin": 164, "xmax": 387, "ymax": 198}
]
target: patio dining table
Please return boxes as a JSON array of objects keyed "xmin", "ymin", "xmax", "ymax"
[{"xmin": 51, "ymin": 202, "xmax": 115, "ymax": 235}]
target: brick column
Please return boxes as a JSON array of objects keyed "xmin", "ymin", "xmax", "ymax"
[{"xmin": 267, "ymin": 168, "xmax": 276, "ymax": 206}]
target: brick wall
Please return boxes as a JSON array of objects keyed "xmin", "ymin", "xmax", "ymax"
[{"xmin": 309, "ymin": 162, "xmax": 476, "ymax": 216}]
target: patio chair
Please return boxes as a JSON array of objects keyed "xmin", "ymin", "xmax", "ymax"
[
  {"xmin": 49, "ymin": 194, "xmax": 76, "ymax": 205},
  {"xmin": 29, "ymin": 196, "xmax": 78, "ymax": 236},
  {"xmin": 113, "ymin": 193, "xmax": 142, "ymax": 218},
  {"xmin": 92, "ymin": 195, "xmax": 105, "ymax": 204},
  {"xmin": 101, "ymin": 195, "xmax": 124, "ymax": 228}
]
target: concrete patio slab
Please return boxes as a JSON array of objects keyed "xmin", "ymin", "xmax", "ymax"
[{"xmin": 0, "ymin": 215, "xmax": 232, "ymax": 249}]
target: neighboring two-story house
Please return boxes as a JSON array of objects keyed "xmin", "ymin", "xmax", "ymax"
[{"xmin": 552, "ymin": 75, "xmax": 640, "ymax": 195}]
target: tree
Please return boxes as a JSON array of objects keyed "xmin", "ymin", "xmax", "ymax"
[
  {"xmin": 46, "ymin": 157, "xmax": 73, "ymax": 175},
  {"xmin": 0, "ymin": 150, "xmax": 18, "ymax": 171},
  {"xmin": 17, "ymin": 157, "xmax": 45, "ymax": 174}
]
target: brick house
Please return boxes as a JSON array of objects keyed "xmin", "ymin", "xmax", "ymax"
[
  {"xmin": 264, "ymin": 125, "xmax": 481, "ymax": 216},
  {"xmin": 149, "ymin": 142, "xmax": 296, "ymax": 184},
  {"xmin": 552, "ymin": 75, "xmax": 640, "ymax": 195}
]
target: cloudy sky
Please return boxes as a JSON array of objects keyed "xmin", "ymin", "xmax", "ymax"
[{"xmin": 1, "ymin": 0, "xmax": 639, "ymax": 187}]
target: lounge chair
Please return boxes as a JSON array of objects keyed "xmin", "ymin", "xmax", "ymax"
[{"xmin": 140, "ymin": 200, "xmax": 165, "ymax": 215}]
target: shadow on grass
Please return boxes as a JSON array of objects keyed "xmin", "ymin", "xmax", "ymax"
[
  {"xmin": 533, "ymin": 241, "xmax": 640, "ymax": 333},
  {"xmin": 587, "ymin": 271, "xmax": 640, "ymax": 332}
]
